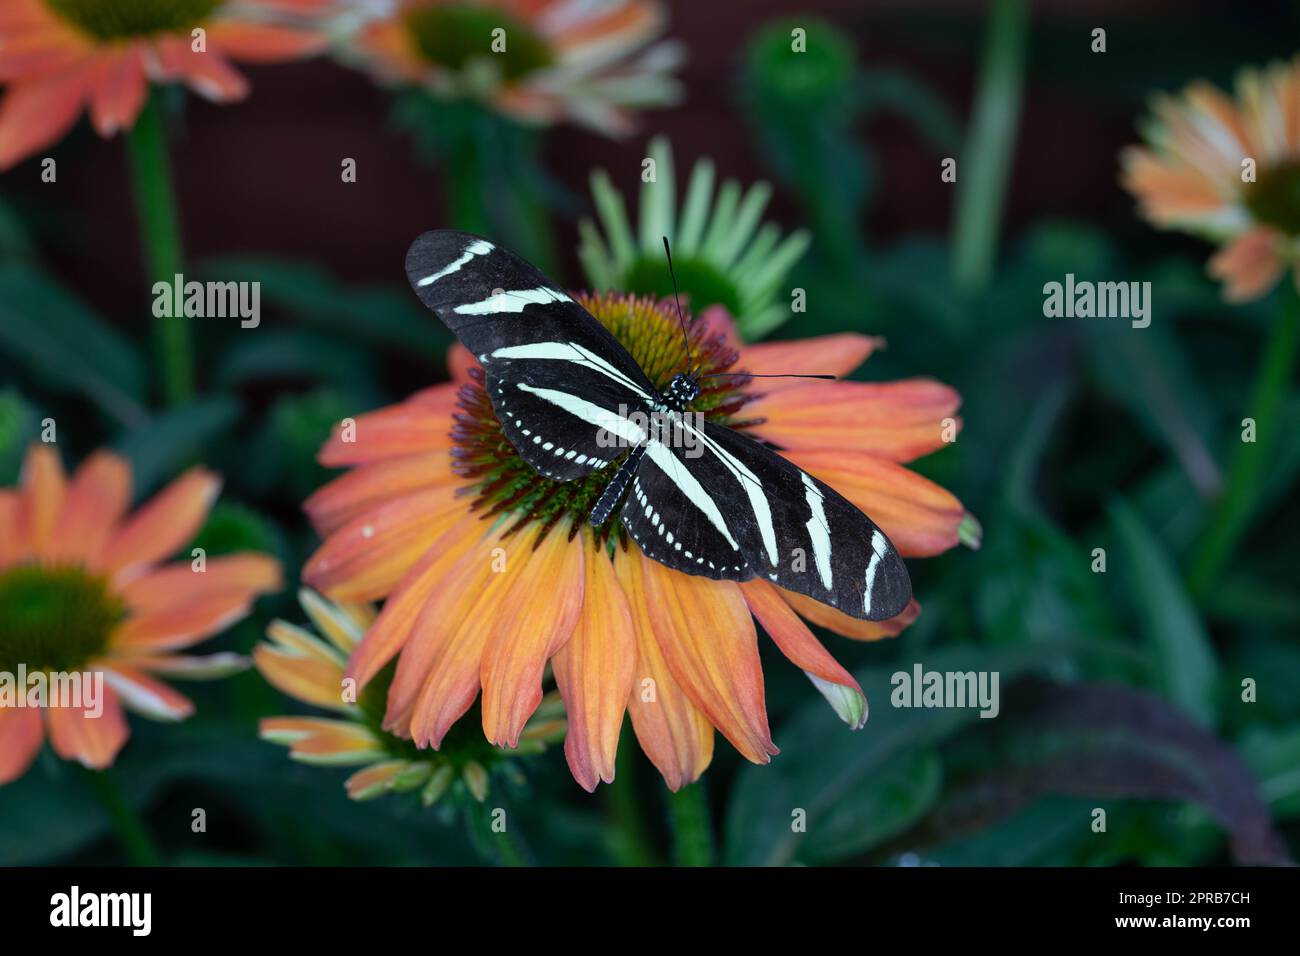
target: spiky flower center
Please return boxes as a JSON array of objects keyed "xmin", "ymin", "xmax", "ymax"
[
  {"xmin": 0, "ymin": 564, "xmax": 124, "ymax": 673},
  {"xmin": 45, "ymin": 0, "xmax": 221, "ymax": 41},
  {"xmin": 405, "ymin": 4, "xmax": 553, "ymax": 82},
  {"xmin": 451, "ymin": 293, "xmax": 757, "ymax": 545},
  {"xmin": 1246, "ymin": 160, "xmax": 1300, "ymax": 236}
]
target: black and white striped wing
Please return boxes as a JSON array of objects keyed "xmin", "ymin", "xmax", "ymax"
[
  {"xmin": 621, "ymin": 418, "xmax": 912, "ymax": 621},
  {"xmin": 405, "ymin": 230, "xmax": 658, "ymax": 480}
]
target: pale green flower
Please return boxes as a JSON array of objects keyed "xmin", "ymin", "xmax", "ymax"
[{"xmin": 578, "ymin": 136, "xmax": 810, "ymax": 338}]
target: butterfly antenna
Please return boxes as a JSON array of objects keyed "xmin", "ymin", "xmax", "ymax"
[
  {"xmin": 700, "ymin": 372, "xmax": 838, "ymax": 380},
  {"xmin": 662, "ymin": 236, "xmax": 695, "ymax": 378}
]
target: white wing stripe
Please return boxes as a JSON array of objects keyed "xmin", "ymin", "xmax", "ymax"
[
  {"xmin": 680, "ymin": 419, "xmax": 779, "ymax": 567},
  {"xmin": 454, "ymin": 287, "xmax": 573, "ymax": 314},
  {"xmin": 801, "ymin": 472, "xmax": 833, "ymax": 590},
  {"xmin": 490, "ymin": 340, "xmax": 654, "ymax": 401},
  {"xmin": 516, "ymin": 384, "xmax": 646, "ymax": 446},
  {"xmin": 417, "ymin": 239, "xmax": 494, "ymax": 287},
  {"xmin": 863, "ymin": 530, "xmax": 889, "ymax": 616},
  {"xmin": 644, "ymin": 440, "xmax": 740, "ymax": 551}
]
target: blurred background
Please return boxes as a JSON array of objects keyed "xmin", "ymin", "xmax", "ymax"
[{"xmin": 1, "ymin": 0, "xmax": 1297, "ymax": 866}]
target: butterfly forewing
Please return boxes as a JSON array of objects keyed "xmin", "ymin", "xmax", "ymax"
[
  {"xmin": 622, "ymin": 418, "xmax": 911, "ymax": 621},
  {"xmin": 405, "ymin": 230, "xmax": 657, "ymax": 479}
]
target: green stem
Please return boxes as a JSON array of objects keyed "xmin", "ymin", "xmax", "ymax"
[
  {"xmin": 1189, "ymin": 287, "xmax": 1300, "ymax": 597},
  {"xmin": 465, "ymin": 800, "xmax": 528, "ymax": 866},
  {"xmin": 950, "ymin": 0, "xmax": 1028, "ymax": 294},
  {"xmin": 127, "ymin": 94, "xmax": 192, "ymax": 407},
  {"xmin": 606, "ymin": 729, "xmax": 659, "ymax": 866},
  {"xmin": 666, "ymin": 782, "xmax": 715, "ymax": 867},
  {"xmin": 81, "ymin": 767, "xmax": 161, "ymax": 866}
]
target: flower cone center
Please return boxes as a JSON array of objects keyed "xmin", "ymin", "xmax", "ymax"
[
  {"xmin": 45, "ymin": 0, "xmax": 222, "ymax": 41},
  {"xmin": 0, "ymin": 563, "xmax": 123, "ymax": 673},
  {"xmin": 404, "ymin": 4, "xmax": 553, "ymax": 82},
  {"xmin": 1246, "ymin": 160, "xmax": 1300, "ymax": 236},
  {"xmin": 451, "ymin": 293, "xmax": 754, "ymax": 541}
]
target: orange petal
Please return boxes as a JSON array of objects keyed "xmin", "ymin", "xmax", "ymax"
[
  {"xmin": 480, "ymin": 521, "xmax": 585, "ymax": 749},
  {"xmin": 402, "ymin": 526, "xmax": 538, "ymax": 748},
  {"xmin": 1208, "ymin": 227, "xmax": 1286, "ymax": 303},
  {"xmin": 787, "ymin": 448, "xmax": 965, "ymax": 557},
  {"xmin": 639, "ymin": 559, "xmax": 776, "ymax": 764},
  {"xmin": 118, "ymin": 553, "xmax": 281, "ymax": 613},
  {"xmin": 303, "ymin": 449, "xmax": 455, "ymax": 534},
  {"xmin": 0, "ymin": 59, "xmax": 94, "ymax": 170},
  {"xmin": 0, "ymin": 490, "xmax": 24, "ymax": 568},
  {"xmin": 105, "ymin": 468, "xmax": 221, "ymax": 581},
  {"xmin": 343, "ymin": 509, "xmax": 483, "ymax": 690},
  {"xmin": 0, "ymin": 706, "xmax": 43, "ymax": 785},
  {"xmin": 552, "ymin": 541, "xmax": 636, "ymax": 791},
  {"xmin": 260, "ymin": 716, "xmax": 386, "ymax": 765},
  {"xmin": 111, "ymin": 590, "xmax": 260, "ymax": 652},
  {"xmin": 18, "ymin": 443, "xmax": 66, "ymax": 555},
  {"xmin": 615, "ymin": 551, "xmax": 713, "ymax": 790},
  {"xmin": 44, "ymin": 449, "xmax": 131, "ymax": 566},
  {"xmin": 89, "ymin": 47, "xmax": 147, "ymax": 136},
  {"xmin": 253, "ymin": 619, "xmax": 348, "ymax": 712},
  {"xmin": 303, "ymin": 486, "xmax": 464, "ymax": 603},
  {"xmin": 318, "ymin": 398, "xmax": 454, "ymax": 467},
  {"xmin": 741, "ymin": 332, "xmax": 883, "ymax": 380},
  {"xmin": 748, "ymin": 379, "xmax": 961, "ymax": 462},
  {"xmin": 344, "ymin": 759, "xmax": 408, "ymax": 799},
  {"xmin": 152, "ymin": 38, "xmax": 249, "ymax": 102},
  {"xmin": 446, "ymin": 343, "xmax": 479, "ymax": 382},
  {"xmin": 207, "ymin": 21, "xmax": 329, "ymax": 62},
  {"xmin": 100, "ymin": 664, "xmax": 194, "ymax": 721},
  {"xmin": 740, "ymin": 578, "xmax": 866, "ymax": 727},
  {"xmin": 781, "ymin": 588, "xmax": 920, "ymax": 642},
  {"xmin": 45, "ymin": 684, "xmax": 129, "ymax": 769}
]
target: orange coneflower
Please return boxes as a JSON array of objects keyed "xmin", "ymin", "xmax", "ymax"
[
  {"xmin": 302, "ymin": 295, "xmax": 976, "ymax": 792},
  {"xmin": 338, "ymin": 0, "xmax": 682, "ymax": 136},
  {"xmin": 0, "ymin": 444, "xmax": 281, "ymax": 784},
  {"xmin": 0, "ymin": 0, "xmax": 335, "ymax": 169},
  {"xmin": 1121, "ymin": 56, "xmax": 1300, "ymax": 302},
  {"xmin": 256, "ymin": 587, "xmax": 564, "ymax": 803}
]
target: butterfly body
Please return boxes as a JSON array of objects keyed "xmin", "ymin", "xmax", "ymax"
[{"xmin": 405, "ymin": 230, "xmax": 912, "ymax": 622}]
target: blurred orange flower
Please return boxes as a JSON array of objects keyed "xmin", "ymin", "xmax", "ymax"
[
  {"xmin": 340, "ymin": 0, "xmax": 682, "ymax": 136},
  {"xmin": 302, "ymin": 295, "xmax": 975, "ymax": 792},
  {"xmin": 0, "ymin": 0, "xmax": 335, "ymax": 169},
  {"xmin": 1122, "ymin": 57, "xmax": 1300, "ymax": 302},
  {"xmin": 0, "ymin": 445, "xmax": 281, "ymax": 784}
]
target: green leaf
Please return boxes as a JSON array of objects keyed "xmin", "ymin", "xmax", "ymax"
[
  {"xmin": 933, "ymin": 680, "xmax": 1288, "ymax": 865},
  {"xmin": 0, "ymin": 264, "xmax": 147, "ymax": 425},
  {"xmin": 723, "ymin": 645, "xmax": 1066, "ymax": 866},
  {"xmin": 213, "ymin": 329, "xmax": 380, "ymax": 396},
  {"xmin": 1109, "ymin": 499, "xmax": 1219, "ymax": 726},
  {"xmin": 1239, "ymin": 724, "xmax": 1300, "ymax": 820},
  {"xmin": 0, "ymin": 388, "xmax": 40, "ymax": 484},
  {"xmin": 114, "ymin": 396, "xmax": 240, "ymax": 496},
  {"xmin": 201, "ymin": 257, "xmax": 450, "ymax": 359}
]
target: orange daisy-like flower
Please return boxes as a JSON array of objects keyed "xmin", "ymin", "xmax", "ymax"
[
  {"xmin": 1121, "ymin": 57, "xmax": 1300, "ymax": 302},
  {"xmin": 0, "ymin": 444, "xmax": 281, "ymax": 784},
  {"xmin": 340, "ymin": 0, "xmax": 682, "ymax": 136},
  {"xmin": 0, "ymin": 0, "xmax": 335, "ymax": 169},
  {"xmin": 302, "ymin": 295, "xmax": 975, "ymax": 792},
  {"xmin": 256, "ymin": 587, "xmax": 564, "ymax": 803}
]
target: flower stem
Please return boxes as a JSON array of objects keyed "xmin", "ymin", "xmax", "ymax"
[
  {"xmin": 666, "ymin": 781, "xmax": 715, "ymax": 867},
  {"xmin": 606, "ymin": 729, "xmax": 659, "ymax": 866},
  {"xmin": 81, "ymin": 766, "xmax": 161, "ymax": 866},
  {"xmin": 127, "ymin": 93, "xmax": 192, "ymax": 407},
  {"xmin": 1189, "ymin": 286, "xmax": 1300, "ymax": 597},
  {"xmin": 950, "ymin": 0, "xmax": 1028, "ymax": 294}
]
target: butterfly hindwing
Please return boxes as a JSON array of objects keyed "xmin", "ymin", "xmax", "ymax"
[
  {"xmin": 621, "ymin": 418, "xmax": 912, "ymax": 621},
  {"xmin": 406, "ymin": 230, "xmax": 658, "ymax": 479}
]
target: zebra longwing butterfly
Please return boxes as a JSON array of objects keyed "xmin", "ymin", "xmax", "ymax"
[{"xmin": 405, "ymin": 229, "xmax": 912, "ymax": 622}]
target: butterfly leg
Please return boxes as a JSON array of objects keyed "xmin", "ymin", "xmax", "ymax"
[{"xmin": 588, "ymin": 442, "xmax": 648, "ymax": 527}]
